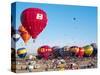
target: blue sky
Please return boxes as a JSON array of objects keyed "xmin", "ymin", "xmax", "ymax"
[{"xmin": 11, "ymin": 2, "xmax": 97, "ymax": 54}]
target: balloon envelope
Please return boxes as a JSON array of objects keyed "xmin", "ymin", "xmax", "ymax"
[
  {"xmin": 21, "ymin": 8, "xmax": 48, "ymax": 39},
  {"xmin": 52, "ymin": 46, "xmax": 61, "ymax": 58},
  {"xmin": 17, "ymin": 48, "xmax": 27, "ymax": 58},
  {"xmin": 77, "ymin": 47, "xmax": 84, "ymax": 58},
  {"xmin": 38, "ymin": 45, "xmax": 52, "ymax": 59},
  {"xmin": 21, "ymin": 32, "xmax": 31, "ymax": 44},
  {"xmin": 12, "ymin": 33, "xmax": 20, "ymax": 42},
  {"xmin": 91, "ymin": 43, "xmax": 97, "ymax": 56},
  {"xmin": 69, "ymin": 46, "xmax": 79, "ymax": 56},
  {"xmin": 83, "ymin": 45, "xmax": 93, "ymax": 56},
  {"xmin": 19, "ymin": 25, "xmax": 31, "ymax": 44}
]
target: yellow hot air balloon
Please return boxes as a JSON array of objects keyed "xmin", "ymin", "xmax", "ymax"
[
  {"xmin": 83, "ymin": 45, "xmax": 93, "ymax": 56},
  {"xmin": 19, "ymin": 25, "xmax": 31, "ymax": 44},
  {"xmin": 17, "ymin": 48, "xmax": 27, "ymax": 58}
]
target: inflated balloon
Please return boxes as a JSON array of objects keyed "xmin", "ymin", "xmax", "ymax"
[
  {"xmin": 21, "ymin": 32, "xmax": 31, "ymax": 44},
  {"xmin": 60, "ymin": 46, "xmax": 71, "ymax": 57},
  {"xmin": 83, "ymin": 45, "xmax": 93, "ymax": 56},
  {"xmin": 59, "ymin": 48, "xmax": 66, "ymax": 58},
  {"xmin": 21, "ymin": 8, "xmax": 48, "ymax": 41},
  {"xmin": 19, "ymin": 25, "xmax": 31, "ymax": 44},
  {"xmin": 63, "ymin": 46, "xmax": 71, "ymax": 57},
  {"xmin": 63, "ymin": 46, "xmax": 70, "ymax": 51},
  {"xmin": 38, "ymin": 45, "xmax": 52, "ymax": 59},
  {"xmin": 91, "ymin": 43, "xmax": 97, "ymax": 56},
  {"xmin": 52, "ymin": 46, "xmax": 61, "ymax": 58},
  {"xmin": 17, "ymin": 48, "xmax": 27, "ymax": 58},
  {"xmin": 12, "ymin": 33, "xmax": 20, "ymax": 42},
  {"xmin": 58, "ymin": 46, "xmax": 69, "ymax": 58},
  {"xmin": 77, "ymin": 47, "xmax": 84, "ymax": 58},
  {"xmin": 69, "ymin": 46, "xmax": 79, "ymax": 56}
]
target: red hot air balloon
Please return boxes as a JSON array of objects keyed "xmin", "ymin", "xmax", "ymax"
[
  {"xmin": 77, "ymin": 47, "xmax": 84, "ymax": 58},
  {"xmin": 38, "ymin": 45, "xmax": 52, "ymax": 60},
  {"xmin": 21, "ymin": 8, "xmax": 48, "ymax": 41}
]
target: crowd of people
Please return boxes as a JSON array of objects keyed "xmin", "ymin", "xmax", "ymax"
[{"xmin": 15, "ymin": 55, "xmax": 97, "ymax": 72}]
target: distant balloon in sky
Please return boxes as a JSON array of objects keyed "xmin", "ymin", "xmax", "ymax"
[
  {"xmin": 73, "ymin": 17, "xmax": 76, "ymax": 20},
  {"xmin": 21, "ymin": 8, "xmax": 48, "ymax": 42}
]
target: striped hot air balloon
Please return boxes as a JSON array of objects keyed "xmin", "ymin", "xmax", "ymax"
[{"xmin": 17, "ymin": 48, "xmax": 27, "ymax": 58}]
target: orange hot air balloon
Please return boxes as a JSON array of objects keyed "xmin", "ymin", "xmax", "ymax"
[
  {"xmin": 69, "ymin": 46, "xmax": 79, "ymax": 56},
  {"xmin": 21, "ymin": 32, "xmax": 31, "ymax": 44},
  {"xmin": 19, "ymin": 25, "xmax": 31, "ymax": 44}
]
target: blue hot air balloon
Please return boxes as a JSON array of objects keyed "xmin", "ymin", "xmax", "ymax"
[
  {"xmin": 91, "ymin": 43, "xmax": 97, "ymax": 56},
  {"xmin": 12, "ymin": 33, "xmax": 20, "ymax": 42},
  {"xmin": 17, "ymin": 48, "xmax": 27, "ymax": 58}
]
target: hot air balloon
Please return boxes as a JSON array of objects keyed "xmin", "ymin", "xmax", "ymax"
[
  {"xmin": 20, "ymin": 32, "xmax": 31, "ymax": 44},
  {"xmin": 91, "ymin": 43, "xmax": 97, "ymax": 56},
  {"xmin": 83, "ymin": 45, "xmax": 93, "ymax": 56},
  {"xmin": 77, "ymin": 47, "xmax": 84, "ymax": 58},
  {"xmin": 60, "ymin": 46, "xmax": 71, "ymax": 58},
  {"xmin": 52, "ymin": 46, "xmax": 61, "ymax": 58},
  {"xmin": 19, "ymin": 25, "xmax": 31, "ymax": 44},
  {"xmin": 12, "ymin": 32, "xmax": 20, "ymax": 42},
  {"xmin": 17, "ymin": 48, "xmax": 27, "ymax": 58},
  {"xmin": 38, "ymin": 45, "xmax": 52, "ymax": 60},
  {"xmin": 69, "ymin": 46, "xmax": 79, "ymax": 56},
  {"xmin": 21, "ymin": 8, "xmax": 48, "ymax": 41},
  {"xmin": 58, "ymin": 46, "xmax": 70, "ymax": 58},
  {"xmin": 59, "ymin": 48, "xmax": 65, "ymax": 58}
]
